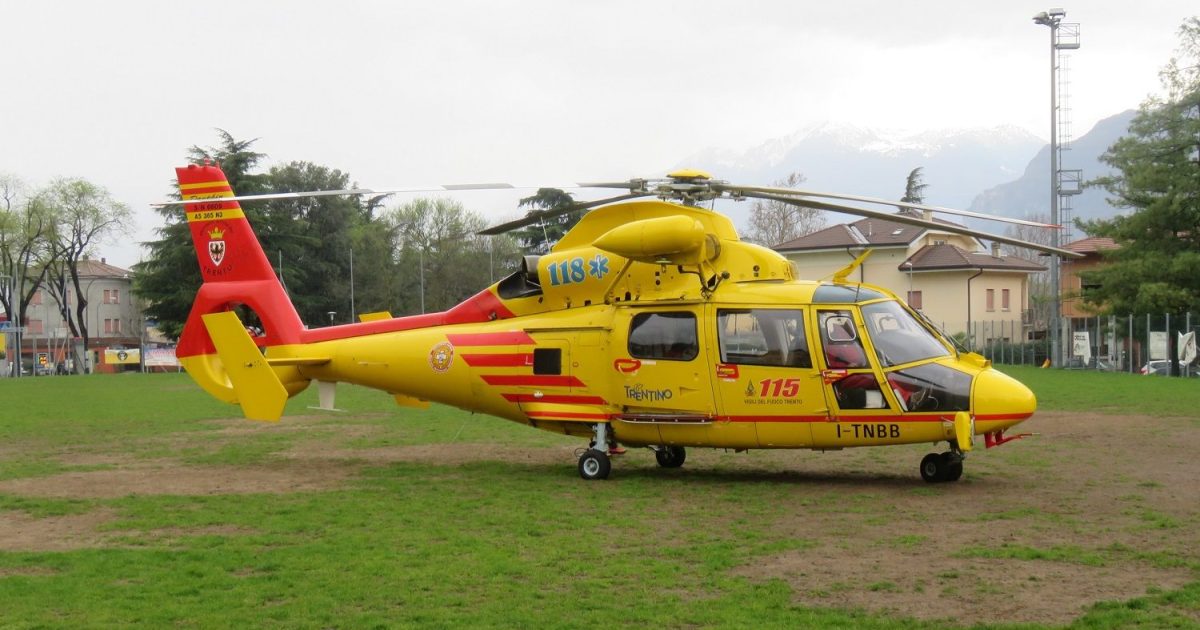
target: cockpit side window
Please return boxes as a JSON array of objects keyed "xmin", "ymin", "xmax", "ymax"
[
  {"xmin": 860, "ymin": 300, "xmax": 951, "ymax": 367},
  {"xmin": 717, "ymin": 309, "xmax": 812, "ymax": 368},
  {"xmin": 818, "ymin": 310, "xmax": 867, "ymax": 369}
]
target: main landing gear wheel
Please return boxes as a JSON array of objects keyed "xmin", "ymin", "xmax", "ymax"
[
  {"xmin": 655, "ymin": 445, "xmax": 686, "ymax": 469},
  {"xmin": 920, "ymin": 452, "xmax": 964, "ymax": 483},
  {"xmin": 578, "ymin": 449, "xmax": 611, "ymax": 480}
]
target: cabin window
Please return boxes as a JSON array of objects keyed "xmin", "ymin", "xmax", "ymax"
[
  {"xmin": 628, "ymin": 312, "xmax": 698, "ymax": 361},
  {"xmin": 717, "ymin": 309, "xmax": 812, "ymax": 368}
]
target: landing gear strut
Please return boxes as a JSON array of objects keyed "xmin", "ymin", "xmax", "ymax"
[
  {"xmin": 919, "ymin": 449, "xmax": 964, "ymax": 483},
  {"xmin": 579, "ymin": 423, "xmax": 613, "ymax": 480}
]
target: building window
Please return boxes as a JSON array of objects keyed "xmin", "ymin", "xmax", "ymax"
[
  {"xmin": 31, "ymin": 290, "xmax": 42, "ymax": 306},
  {"xmin": 104, "ymin": 318, "xmax": 122, "ymax": 335},
  {"xmin": 986, "ymin": 289, "xmax": 995, "ymax": 312},
  {"xmin": 907, "ymin": 291, "xmax": 923, "ymax": 309},
  {"xmin": 104, "ymin": 289, "xmax": 120, "ymax": 305},
  {"xmin": 1001, "ymin": 289, "xmax": 1010, "ymax": 311},
  {"xmin": 28, "ymin": 318, "xmax": 44, "ymax": 334}
]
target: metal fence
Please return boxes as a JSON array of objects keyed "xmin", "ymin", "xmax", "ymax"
[{"xmin": 960, "ymin": 313, "xmax": 1200, "ymax": 375}]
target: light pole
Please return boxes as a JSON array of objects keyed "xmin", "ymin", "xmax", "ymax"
[
  {"xmin": 1032, "ymin": 8, "xmax": 1078, "ymax": 367},
  {"xmin": 902, "ymin": 261, "xmax": 914, "ymax": 305}
]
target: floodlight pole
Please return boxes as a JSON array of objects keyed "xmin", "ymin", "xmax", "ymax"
[{"xmin": 1033, "ymin": 8, "xmax": 1074, "ymax": 367}]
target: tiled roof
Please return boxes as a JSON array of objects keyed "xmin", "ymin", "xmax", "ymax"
[
  {"xmin": 77, "ymin": 258, "xmax": 133, "ymax": 279},
  {"xmin": 903, "ymin": 244, "xmax": 1046, "ymax": 272},
  {"xmin": 1065, "ymin": 236, "xmax": 1118, "ymax": 254},
  {"xmin": 773, "ymin": 211, "xmax": 964, "ymax": 251}
]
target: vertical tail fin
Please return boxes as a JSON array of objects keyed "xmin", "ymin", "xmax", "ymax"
[{"xmin": 175, "ymin": 163, "xmax": 308, "ymax": 412}]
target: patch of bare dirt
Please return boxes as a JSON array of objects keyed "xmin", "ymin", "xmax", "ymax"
[
  {"xmin": 0, "ymin": 461, "xmax": 350, "ymax": 499},
  {"xmin": 728, "ymin": 410, "xmax": 1200, "ymax": 625},
  {"xmin": 739, "ymin": 551, "xmax": 1191, "ymax": 624},
  {"xmin": 0, "ymin": 508, "xmax": 120, "ymax": 551},
  {"xmin": 283, "ymin": 441, "xmax": 581, "ymax": 467}
]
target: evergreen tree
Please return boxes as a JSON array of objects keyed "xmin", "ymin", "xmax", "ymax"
[
  {"xmin": 900, "ymin": 167, "xmax": 928, "ymax": 207},
  {"xmin": 1079, "ymin": 18, "xmax": 1200, "ymax": 315},
  {"xmin": 134, "ymin": 130, "xmax": 267, "ymax": 339},
  {"xmin": 516, "ymin": 188, "xmax": 581, "ymax": 254}
]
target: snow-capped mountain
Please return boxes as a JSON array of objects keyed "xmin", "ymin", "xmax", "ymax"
[
  {"xmin": 677, "ymin": 122, "xmax": 1045, "ymax": 227},
  {"xmin": 967, "ymin": 110, "xmax": 1135, "ymax": 227}
]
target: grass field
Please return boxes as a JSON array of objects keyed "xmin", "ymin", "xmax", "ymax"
[{"xmin": 0, "ymin": 368, "xmax": 1197, "ymax": 628}]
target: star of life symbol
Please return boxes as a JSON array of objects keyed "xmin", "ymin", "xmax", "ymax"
[{"xmin": 588, "ymin": 254, "xmax": 610, "ymax": 280}]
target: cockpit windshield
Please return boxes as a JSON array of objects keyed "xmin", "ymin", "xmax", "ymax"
[{"xmin": 861, "ymin": 300, "xmax": 951, "ymax": 367}]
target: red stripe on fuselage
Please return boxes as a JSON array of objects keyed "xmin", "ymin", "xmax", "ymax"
[
  {"xmin": 462, "ymin": 353, "xmax": 533, "ymax": 367},
  {"xmin": 502, "ymin": 393, "xmax": 606, "ymax": 405},
  {"xmin": 482, "ymin": 375, "xmax": 584, "ymax": 387},
  {"xmin": 526, "ymin": 411, "xmax": 612, "ymax": 420},
  {"xmin": 447, "ymin": 331, "xmax": 534, "ymax": 346}
]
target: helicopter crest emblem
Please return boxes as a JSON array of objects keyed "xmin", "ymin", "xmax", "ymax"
[
  {"xmin": 428, "ymin": 342, "xmax": 455, "ymax": 373},
  {"xmin": 207, "ymin": 225, "xmax": 227, "ymax": 266}
]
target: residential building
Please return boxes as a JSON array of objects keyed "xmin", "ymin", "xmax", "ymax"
[
  {"xmin": 1061, "ymin": 236, "xmax": 1118, "ymax": 318},
  {"xmin": 773, "ymin": 212, "xmax": 1046, "ymax": 345},
  {"xmin": 8, "ymin": 258, "xmax": 143, "ymax": 374}
]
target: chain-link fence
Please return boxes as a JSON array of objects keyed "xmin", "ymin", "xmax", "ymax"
[{"xmin": 958, "ymin": 313, "xmax": 1200, "ymax": 375}]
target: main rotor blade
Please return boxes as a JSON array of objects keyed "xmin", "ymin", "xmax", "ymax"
[
  {"xmin": 717, "ymin": 184, "xmax": 1060, "ymax": 229},
  {"xmin": 477, "ymin": 193, "xmax": 652, "ymax": 236},
  {"xmin": 744, "ymin": 191, "xmax": 1083, "ymax": 259},
  {"xmin": 153, "ymin": 183, "xmax": 522, "ymax": 207}
]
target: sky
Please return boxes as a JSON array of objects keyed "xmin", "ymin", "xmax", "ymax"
[{"xmin": 1, "ymin": 0, "xmax": 1196, "ymax": 269}]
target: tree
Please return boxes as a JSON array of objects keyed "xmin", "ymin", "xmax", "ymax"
[
  {"xmin": 134, "ymin": 130, "xmax": 267, "ymax": 339},
  {"xmin": 743, "ymin": 171, "xmax": 825, "ymax": 247},
  {"xmin": 0, "ymin": 174, "xmax": 52, "ymax": 344},
  {"xmin": 515, "ymin": 188, "xmax": 582, "ymax": 254},
  {"xmin": 36, "ymin": 178, "xmax": 132, "ymax": 354},
  {"xmin": 901, "ymin": 167, "xmax": 928, "ymax": 206},
  {"xmin": 1000, "ymin": 213, "xmax": 1055, "ymax": 326},
  {"xmin": 1078, "ymin": 18, "xmax": 1200, "ymax": 315},
  {"xmin": 389, "ymin": 198, "xmax": 520, "ymax": 314}
]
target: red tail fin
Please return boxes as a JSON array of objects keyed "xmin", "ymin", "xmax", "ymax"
[
  {"xmin": 175, "ymin": 163, "xmax": 304, "ymax": 362},
  {"xmin": 178, "ymin": 163, "xmax": 277, "ymax": 283}
]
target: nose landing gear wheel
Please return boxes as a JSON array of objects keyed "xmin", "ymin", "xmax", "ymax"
[
  {"xmin": 578, "ymin": 449, "xmax": 611, "ymax": 480},
  {"xmin": 655, "ymin": 445, "xmax": 686, "ymax": 468},
  {"xmin": 920, "ymin": 452, "xmax": 964, "ymax": 483}
]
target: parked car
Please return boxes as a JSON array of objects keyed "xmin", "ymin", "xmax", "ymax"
[
  {"xmin": 1141, "ymin": 360, "xmax": 1200, "ymax": 376},
  {"xmin": 1142, "ymin": 361, "xmax": 1170, "ymax": 375}
]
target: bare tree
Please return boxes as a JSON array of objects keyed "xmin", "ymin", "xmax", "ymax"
[
  {"xmin": 743, "ymin": 172, "xmax": 825, "ymax": 247},
  {"xmin": 0, "ymin": 174, "xmax": 52, "ymax": 339},
  {"xmin": 38, "ymin": 178, "xmax": 131, "ymax": 353},
  {"xmin": 1001, "ymin": 214, "xmax": 1057, "ymax": 327}
]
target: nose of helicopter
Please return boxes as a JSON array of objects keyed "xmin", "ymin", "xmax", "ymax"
[{"xmin": 971, "ymin": 367, "xmax": 1037, "ymax": 433}]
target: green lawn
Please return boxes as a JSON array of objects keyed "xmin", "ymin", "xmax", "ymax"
[{"xmin": 0, "ymin": 370, "xmax": 1196, "ymax": 628}]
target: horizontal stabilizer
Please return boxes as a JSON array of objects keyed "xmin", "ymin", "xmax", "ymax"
[
  {"xmin": 201, "ymin": 311, "xmax": 288, "ymax": 422},
  {"xmin": 266, "ymin": 356, "xmax": 331, "ymax": 367},
  {"xmin": 359, "ymin": 311, "xmax": 393, "ymax": 322}
]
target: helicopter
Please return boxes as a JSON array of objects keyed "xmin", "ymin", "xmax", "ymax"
[{"xmin": 167, "ymin": 163, "xmax": 1081, "ymax": 481}]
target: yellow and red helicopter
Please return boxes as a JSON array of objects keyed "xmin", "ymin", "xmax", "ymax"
[{"xmin": 168, "ymin": 164, "xmax": 1080, "ymax": 481}]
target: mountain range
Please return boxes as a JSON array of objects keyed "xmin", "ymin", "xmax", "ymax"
[{"xmin": 677, "ymin": 112, "xmax": 1135, "ymax": 240}]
